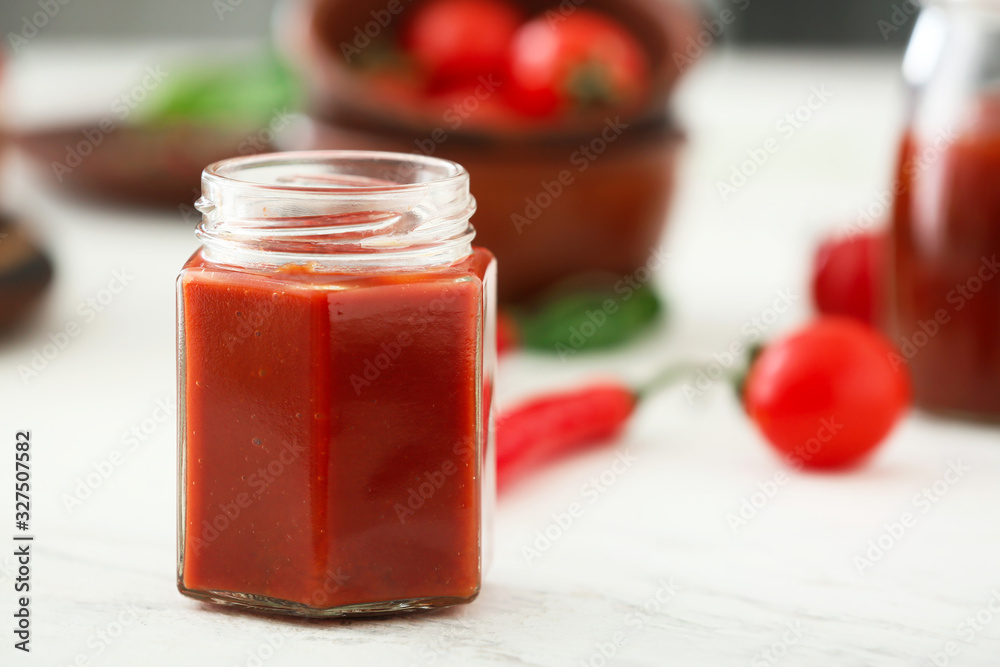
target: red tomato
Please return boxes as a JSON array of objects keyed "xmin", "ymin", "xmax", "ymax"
[
  {"xmin": 402, "ymin": 0, "xmax": 522, "ymax": 89},
  {"xmin": 507, "ymin": 10, "xmax": 650, "ymax": 118},
  {"xmin": 744, "ymin": 318, "xmax": 910, "ymax": 470},
  {"xmin": 812, "ymin": 230, "xmax": 886, "ymax": 326}
]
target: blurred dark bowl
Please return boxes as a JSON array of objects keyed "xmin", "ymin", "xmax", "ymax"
[
  {"xmin": 11, "ymin": 124, "xmax": 273, "ymax": 209},
  {"xmin": 289, "ymin": 114, "xmax": 683, "ymax": 302},
  {"xmin": 0, "ymin": 214, "xmax": 53, "ymax": 336}
]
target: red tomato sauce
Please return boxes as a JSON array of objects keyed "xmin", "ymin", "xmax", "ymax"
[
  {"xmin": 891, "ymin": 111, "xmax": 1000, "ymax": 418},
  {"xmin": 179, "ymin": 247, "xmax": 493, "ymax": 609}
]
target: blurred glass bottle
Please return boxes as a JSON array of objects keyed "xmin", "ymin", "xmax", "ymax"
[{"xmin": 891, "ymin": 0, "xmax": 1000, "ymax": 420}]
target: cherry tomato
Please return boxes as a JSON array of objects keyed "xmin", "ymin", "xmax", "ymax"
[
  {"xmin": 402, "ymin": 0, "xmax": 522, "ymax": 90},
  {"xmin": 507, "ymin": 10, "xmax": 650, "ymax": 118},
  {"xmin": 812, "ymin": 230, "xmax": 886, "ymax": 326},
  {"xmin": 743, "ymin": 318, "xmax": 910, "ymax": 470}
]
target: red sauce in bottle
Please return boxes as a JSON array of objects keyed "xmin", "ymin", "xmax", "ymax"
[
  {"xmin": 891, "ymin": 104, "xmax": 1000, "ymax": 419},
  {"xmin": 179, "ymin": 246, "xmax": 494, "ymax": 611}
]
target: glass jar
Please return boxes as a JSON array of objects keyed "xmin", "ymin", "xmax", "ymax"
[
  {"xmin": 177, "ymin": 151, "xmax": 496, "ymax": 616},
  {"xmin": 890, "ymin": 0, "xmax": 1000, "ymax": 420}
]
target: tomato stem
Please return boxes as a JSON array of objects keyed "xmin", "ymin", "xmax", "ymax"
[
  {"xmin": 634, "ymin": 362, "xmax": 707, "ymax": 400},
  {"xmin": 733, "ymin": 343, "xmax": 766, "ymax": 406},
  {"xmin": 634, "ymin": 349, "xmax": 761, "ymax": 403},
  {"xmin": 566, "ymin": 61, "xmax": 618, "ymax": 109}
]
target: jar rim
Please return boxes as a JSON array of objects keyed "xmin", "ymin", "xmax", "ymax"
[
  {"xmin": 202, "ymin": 150, "xmax": 470, "ymax": 196},
  {"xmin": 195, "ymin": 150, "xmax": 477, "ymax": 272}
]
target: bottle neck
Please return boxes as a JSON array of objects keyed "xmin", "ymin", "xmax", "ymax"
[{"xmin": 195, "ymin": 151, "xmax": 477, "ymax": 272}]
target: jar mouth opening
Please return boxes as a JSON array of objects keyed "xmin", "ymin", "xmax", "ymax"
[
  {"xmin": 197, "ymin": 150, "xmax": 477, "ymax": 271},
  {"xmin": 203, "ymin": 150, "xmax": 470, "ymax": 196}
]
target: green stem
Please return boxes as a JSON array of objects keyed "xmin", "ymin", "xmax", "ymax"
[
  {"xmin": 634, "ymin": 362, "xmax": 716, "ymax": 400},
  {"xmin": 634, "ymin": 348, "xmax": 762, "ymax": 403}
]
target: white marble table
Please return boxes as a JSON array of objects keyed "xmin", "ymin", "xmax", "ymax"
[{"xmin": 2, "ymin": 44, "xmax": 1000, "ymax": 666}]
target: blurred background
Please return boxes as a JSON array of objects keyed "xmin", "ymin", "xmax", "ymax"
[{"xmin": 0, "ymin": 0, "xmax": 917, "ymax": 44}]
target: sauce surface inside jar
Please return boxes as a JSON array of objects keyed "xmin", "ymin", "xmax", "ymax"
[{"xmin": 891, "ymin": 102, "xmax": 1000, "ymax": 419}]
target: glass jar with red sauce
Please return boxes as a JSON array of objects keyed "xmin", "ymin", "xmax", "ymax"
[
  {"xmin": 890, "ymin": 1, "xmax": 1000, "ymax": 420},
  {"xmin": 177, "ymin": 151, "xmax": 496, "ymax": 616}
]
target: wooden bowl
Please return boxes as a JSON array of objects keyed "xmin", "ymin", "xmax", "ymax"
[
  {"xmin": 11, "ymin": 124, "xmax": 274, "ymax": 209},
  {"xmin": 0, "ymin": 214, "xmax": 53, "ymax": 335},
  {"xmin": 286, "ymin": 113, "xmax": 683, "ymax": 302}
]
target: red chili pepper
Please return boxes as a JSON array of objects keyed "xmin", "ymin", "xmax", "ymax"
[
  {"xmin": 494, "ymin": 365, "xmax": 698, "ymax": 490},
  {"xmin": 498, "ymin": 319, "xmax": 913, "ymax": 491},
  {"xmin": 496, "ymin": 382, "xmax": 636, "ymax": 491}
]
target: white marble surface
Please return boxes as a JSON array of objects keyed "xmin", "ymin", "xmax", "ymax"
[{"xmin": 3, "ymin": 44, "xmax": 1000, "ymax": 666}]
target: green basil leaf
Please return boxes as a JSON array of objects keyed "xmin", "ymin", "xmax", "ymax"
[
  {"xmin": 513, "ymin": 283, "xmax": 664, "ymax": 353},
  {"xmin": 137, "ymin": 54, "xmax": 301, "ymax": 127}
]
